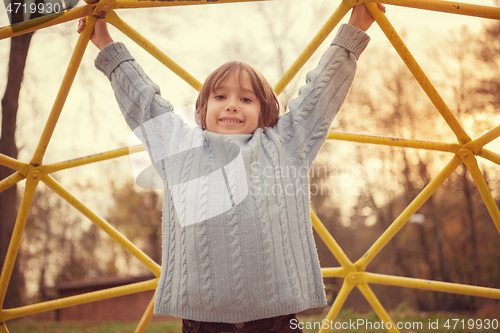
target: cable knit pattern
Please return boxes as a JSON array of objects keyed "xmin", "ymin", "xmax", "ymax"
[
  {"xmin": 196, "ymin": 141, "xmax": 215, "ymax": 311},
  {"xmin": 94, "ymin": 24, "xmax": 369, "ymax": 323},
  {"xmin": 293, "ymin": 173, "xmax": 314, "ymax": 297},
  {"xmin": 278, "ymin": 24, "xmax": 368, "ymax": 167},
  {"xmin": 279, "ymin": 185, "xmax": 301, "ymax": 299},
  {"xmin": 197, "ymin": 221, "xmax": 214, "ymax": 311},
  {"xmin": 178, "ymin": 153, "xmax": 193, "ymax": 310},
  {"xmin": 227, "ymin": 207, "xmax": 246, "ymax": 309},
  {"xmin": 297, "ymin": 61, "xmax": 341, "ymax": 163},
  {"xmin": 253, "ymin": 177, "xmax": 277, "ymax": 303},
  {"xmin": 248, "ymin": 138, "xmax": 277, "ymax": 304},
  {"xmin": 225, "ymin": 143, "xmax": 247, "ymax": 311},
  {"xmin": 264, "ymin": 137, "xmax": 301, "ymax": 299},
  {"xmin": 160, "ymin": 194, "xmax": 176, "ymax": 312}
]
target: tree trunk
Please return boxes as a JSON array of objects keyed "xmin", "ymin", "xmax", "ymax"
[{"xmin": 0, "ymin": 29, "xmax": 34, "ymax": 308}]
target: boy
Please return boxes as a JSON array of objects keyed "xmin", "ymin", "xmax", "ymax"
[{"xmin": 78, "ymin": 3, "xmax": 384, "ymax": 332}]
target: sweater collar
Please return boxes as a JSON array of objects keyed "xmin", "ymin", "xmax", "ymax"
[{"xmin": 203, "ymin": 128, "xmax": 262, "ymax": 144}]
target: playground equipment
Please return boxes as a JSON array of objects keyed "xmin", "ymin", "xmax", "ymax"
[{"xmin": 1, "ymin": 0, "xmax": 500, "ymax": 332}]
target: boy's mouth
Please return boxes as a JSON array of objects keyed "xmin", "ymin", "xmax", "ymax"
[{"xmin": 220, "ymin": 117, "xmax": 243, "ymax": 124}]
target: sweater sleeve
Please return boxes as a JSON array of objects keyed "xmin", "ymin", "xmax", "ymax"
[
  {"xmin": 95, "ymin": 42, "xmax": 202, "ymax": 174},
  {"xmin": 95, "ymin": 42, "xmax": 176, "ymax": 131},
  {"xmin": 275, "ymin": 24, "xmax": 369, "ymax": 166}
]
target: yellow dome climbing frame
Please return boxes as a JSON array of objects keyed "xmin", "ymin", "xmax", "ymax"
[{"xmin": 1, "ymin": 0, "xmax": 500, "ymax": 332}]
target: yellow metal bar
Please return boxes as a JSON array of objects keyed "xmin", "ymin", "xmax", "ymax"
[
  {"xmin": 357, "ymin": 282, "xmax": 399, "ymax": 333},
  {"xmin": 318, "ymin": 280, "xmax": 356, "ymax": 333},
  {"xmin": 41, "ymin": 174, "xmax": 161, "ymax": 275},
  {"xmin": 0, "ymin": 172, "xmax": 25, "ymax": 194},
  {"xmin": 321, "ymin": 267, "xmax": 347, "ymax": 278},
  {"xmin": 328, "ymin": 131, "xmax": 461, "ymax": 153},
  {"xmin": 363, "ymin": 272, "xmax": 500, "ymax": 299},
  {"xmin": 0, "ymin": 322, "xmax": 8, "ymax": 333},
  {"xmin": 366, "ymin": 2, "xmax": 472, "ymax": 145},
  {"xmin": 464, "ymin": 124, "xmax": 500, "ymax": 154},
  {"xmin": 311, "ymin": 210, "xmax": 354, "ymax": 270},
  {"xmin": 114, "ymin": 0, "xmax": 268, "ymax": 10},
  {"xmin": 29, "ymin": 17, "xmax": 95, "ymax": 166},
  {"xmin": 478, "ymin": 148, "xmax": 500, "ymax": 166},
  {"xmin": 274, "ymin": 0, "xmax": 352, "ymax": 95},
  {"xmin": 1, "ymin": 279, "xmax": 157, "ymax": 322},
  {"xmin": 0, "ymin": 154, "xmax": 24, "ymax": 172},
  {"xmin": 459, "ymin": 149, "xmax": 500, "ymax": 234},
  {"xmin": 0, "ymin": 171, "xmax": 40, "ymax": 308},
  {"xmin": 106, "ymin": 11, "xmax": 202, "ymax": 91},
  {"xmin": 355, "ymin": 155, "xmax": 462, "ymax": 271},
  {"xmin": 0, "ymin": 6, "xmax": 92, "ymax": 40},
  {"xmin": 0, "ymin": 0, "xmax": 269, "ymax": 40},
  {"xmin": 38, "ymin": 145, "xmax": 144, "ymax": 174},
  {"xmin": 370, "ymin": 0, "xmax": 500, "ymax": 20},
  {"xmin": 134, "ymin": 294, "xmax": 156, "ymax": 333}
]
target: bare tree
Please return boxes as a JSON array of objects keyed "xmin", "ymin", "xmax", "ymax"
[{"xmin": 0, "ymin": 0, "xmax": 38, "ymax": 308}]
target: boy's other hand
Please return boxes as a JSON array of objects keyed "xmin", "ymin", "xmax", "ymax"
[
  {"xmin": 348, "ymin": 3, "xmax": 386, "ymax": 32},
  {"xmin": 77, "ymin": 18, "xmax": 114, "ymax": 50}
]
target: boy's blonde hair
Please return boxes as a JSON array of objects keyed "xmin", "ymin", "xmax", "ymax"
[{"xmin": 196, "ymin": 61, "xmax": 280, "ymax": 130}]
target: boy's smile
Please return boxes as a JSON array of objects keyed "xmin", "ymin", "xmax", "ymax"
[{"xmin": 205, "ymin": 70, "xmax": 261, "ymax": 134}]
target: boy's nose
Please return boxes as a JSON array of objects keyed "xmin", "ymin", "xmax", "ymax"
[{"xmin": 226, "ymin": 99, "xmax": 238, "ymax": 111}]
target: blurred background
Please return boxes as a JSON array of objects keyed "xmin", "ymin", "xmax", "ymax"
[{"xmin": 1, "ymin": 0, "xmax": 499, "ymax": 323}]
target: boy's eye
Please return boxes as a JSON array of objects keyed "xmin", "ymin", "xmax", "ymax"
[
  {"xmin": 241, "ymin": 97, "xmax": 252, "ymax": 103},
  {"xmin": 214, "ymin": 95, "xmax": 226, "ymax": 100}
]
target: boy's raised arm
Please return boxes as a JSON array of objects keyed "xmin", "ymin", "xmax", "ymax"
[
  {"xmin": 348, "ymin": 3, "xmax": 386, "ymax": 32},
  {"xmin": 275, "ymin": 4, "xmax": 385, "ymax": 165},
  {"xmin": 76, "ymin": 16, "xmax": 199, "ymax": 178},
  {"xmin": 77, "ymin": 18, "xmax": 114, "ymax": 50}
]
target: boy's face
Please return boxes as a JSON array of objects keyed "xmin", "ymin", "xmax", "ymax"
[{"xmin": 205, "ymin": 70, "xmax": 261, "ymax": 134}]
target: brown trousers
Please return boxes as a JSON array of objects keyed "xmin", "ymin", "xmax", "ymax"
[{"xmin": 182, "ymin": 313, "xmax": 304, "ymax": 333}]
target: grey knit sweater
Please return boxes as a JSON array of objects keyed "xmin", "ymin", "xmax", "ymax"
[{"xmin": 95, "ymin": 23, "xmax": 369, "ymax": 323}]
